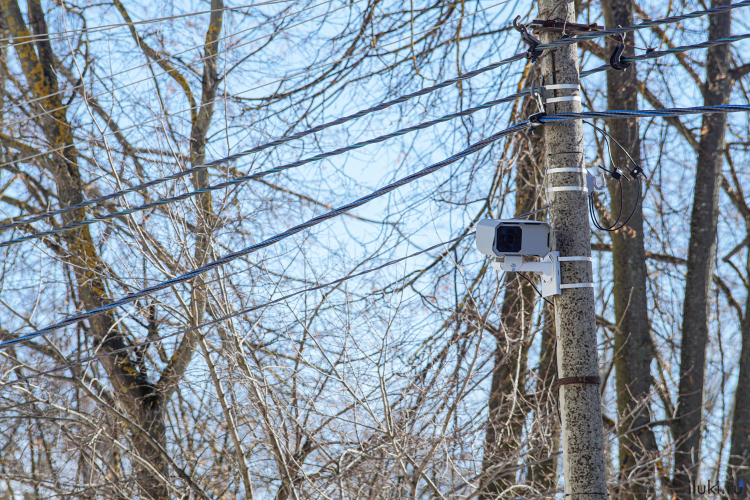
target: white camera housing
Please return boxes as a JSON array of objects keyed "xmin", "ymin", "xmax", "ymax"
[
  {"xmin": 475, "ymin": 219, "xmax": 550, "ymax": 258},
  {"xmin": 475, "ymin": 219, "xmax": 560, "ymax": 298}
]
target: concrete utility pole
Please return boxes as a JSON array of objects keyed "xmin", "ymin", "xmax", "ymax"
[{"xmin": 536, "ymin": 0, "xmax": 608, "ymax": 498}]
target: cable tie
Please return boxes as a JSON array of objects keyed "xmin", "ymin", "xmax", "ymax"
[
  {"xmin": 547, "ymin": 168, "xmax": 586, "ymax": 174},
  {"xmin": 560, "ymin": 283, "xmax": 594, "ymax": 289},
  {"xmin": 546, "ymin": 96, "xmax": 581, "ymax": 103},
  {"xmin": 558, "ymin": 256, "xmax": 593, "ymax": 262},
  {"xmin": 548, "ymin": 186, "xmax": 587, "ymax": 192},
  {"xmin": 544, "ymin": 84, "xmax": 580, "ymax": 91}
]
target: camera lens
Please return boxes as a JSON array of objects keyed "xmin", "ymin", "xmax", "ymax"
[{"xmin": 495, "ymin": 225, "xmax": 522, "ymax": 253}]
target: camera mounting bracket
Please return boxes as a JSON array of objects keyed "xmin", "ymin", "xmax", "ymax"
[{"xmin": 491, "ymin": 251, "xmax": 561, "ymax": 297}]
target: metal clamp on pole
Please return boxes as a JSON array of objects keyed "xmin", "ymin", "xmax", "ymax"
[
  {"xmin": 544, "ymin": 84, "xmax": 582, "ymax": 104},
  {"xmin": 491, "ymin": 251, "xmax": 561, "ymax": 298},
  {"xmin": 513, "ymin": 16, "xmax": 544, "ymax": 62},
  {"xmin": 555, "ymin": 376, "xmax": 601, "ymax": 388},
  {"xmin": 609, "ymin": 32, "xmax": 632, "ymax": 71}
]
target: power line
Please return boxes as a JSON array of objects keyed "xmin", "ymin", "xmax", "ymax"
[
  {"xmin": 0, "ymin": 90, "xmax": 530, "ymax": 243},
  {"xmin": 0, "ymin": 204, "xmax": 548, "ymax": 389},
  {"xmin": 3, "ymin": 102, "xmax": 750, "ymax": 350},
  {"xmin": 0, "ymin": 0, "xmax": 508, "ymax": 167},
  {"xmin": 536, "ymin": 104, "xmax": 750, "ymax": 123},
  {"xmin": 3, "ymin": 0, "xmax": 745, "ymax": 172},
  {"xmin": 0, "ymin": 0, "xmax": 297, "ymax": 48},
  {"xmin": 5, "ymin": 0, "xmax": 742, "ymax": 168},
  {"xmin": 535, "ymin": 0, "xmax": 750, "ymax": 50},
  {"xmin": 580, "ymin": 32, "xmax": 750, "ymax": 77},
  {"xmin": 0, "ymin": 121, "xmax": 528, "ymax": 349},
  {"xmin": 3, "ymin": 0, "xmax": 362, "ymax": 121},
  {"xmin": 0, "ymin": 231, "xmax": 475, "ymax": 390},
  {"xmin": 4, "ymin": 29, "xmax": 747, "ymax": 237}
]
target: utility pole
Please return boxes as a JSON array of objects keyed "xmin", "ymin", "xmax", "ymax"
[{"xmin": 536, "ymin": 0, "xmax": 608, "ymax": 498}]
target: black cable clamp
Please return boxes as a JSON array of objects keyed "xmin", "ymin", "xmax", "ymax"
[
  {"xmin": 527, "ymin": 112, "xmax": 546, "ymax": 130},
  {"xmin": 514, "ymin": 16, "xmax": 544, "ymax": 63},
  {"xmin": 629, "ymin": 164, "xmax": 644, "ymax": 178},
  {"xmin": 609, "ymin": 33, "xmax": 631, "ymax": 71}
]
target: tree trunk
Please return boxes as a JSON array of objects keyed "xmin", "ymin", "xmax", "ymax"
[
  {"xmin": 725, "ymin": 280, "xmax": 750, "ymax": 498},
  {"xmin": 724, "ymin": 185, "xmax": 750, "ymax": 497},
  {"xmin": 482, "ymin": 76, "xmax": 543, "ymax": 498},
  {"xmin": 601, "ymin": 1, "xmax": 657, "ymax": 498},
  {"xmin": 0, "ymin": 1, "xmax": 169, "ymax": 497},
  {"xmin": 673, "ymin": 2, "xmax": 733, "ymax": 497}
]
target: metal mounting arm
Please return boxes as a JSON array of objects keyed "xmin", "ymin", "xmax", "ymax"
[{"xmin": 491, "ymin": 251, "xmax": 561, "ymax": 297}]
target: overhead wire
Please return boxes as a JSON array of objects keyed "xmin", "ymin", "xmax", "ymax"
[
  {"xmin": 0, "ymin": 89, "xmax": 530, "ymax": 242},
  {"xmin": 4, "ymin": 0, "xmax": 511, "ymax": 128},
  {"xmin": 8, "ymin": 0, "xmax": 743, "ymax": 119},
  {"xmin": 8, "ymin": 0, "xmax": 744, "ymax": 152},
  {"xmin": 0, "ymin": 0, "xmax": 510, "ymax": 169},
  {"xmin": 0, "ymin": 232, "xmax": 475, "ymax": 389},
  {"xmin": 0, "ymin": 205, "xmax": 547, "ymax": 390},
  {"xmin": 580, "ymin": 32, "xmax": 750, "ymax": 78},
  {"xmin": 4, "ymin": 1, "xmax": 747, "ymax": 175},
  {"xmin": 4, "ymin": 0, "xmax": 365, "ymax": 120},
  {"xmin": 535, "ymin": 0, "xmax": 750, "ymax": 50},
  {"xmin": 4, "ymin": 29, "xmax": 748, "ymax": 237},
  {"xmin": 3, "ymin": 103, "xmax": 750, "ymax": 349},
  {"xmin": 0, "ymin": 120, "xmax": 530, "ymax": 348},
  {"xmin": 0, "ymin": 0, "xmax": 298, "ymax": 48}
]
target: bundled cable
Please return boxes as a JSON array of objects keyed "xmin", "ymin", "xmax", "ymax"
[
  {"xmin": 581, "ymin": 33, "xmax": 750, "ymax": 77},
  {"xmin": 3, "ymin": 1, "xmax": 748, "ymax": 233},
  {"xmin": 0, "ymin": 121, "xmax": 529, "ymax": 349},
  {"xmin": 4, "ymin": 103, "xmax": 750, "ymax": 349},
  {"xmin": 1, "ymin": 231, "xmax": 474, "ymax": 387},
  {"xmin": 0, "ymin": 90, "xmax": 531, "ymax": 247},
  {"xmin": 7, "ymin": 25, "xmax": 748, "ymax": 245},
  {"xmin": 0, "ymin": 56, "xmax": 525, "ymax": 235}
]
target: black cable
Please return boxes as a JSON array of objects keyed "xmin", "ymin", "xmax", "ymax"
[
  {"xmin": 513, "ymin": 272, "xmax": 559, "ymax": 422},
  {"xmin": 582, "ymin": 120, "xmax": 642, "ymax": 178},
  {"xmin": 589, "ymin": 164, "xmax": 624, "ymax": 231},
  {"xmin": 581, "ymin": 121, "xmax": 643, "ymax": 231},
  {"xmin": 517, "ymin": 272, "xmax": 553, "ymax": 307},
  {"xmin": 589, "ymin": 177, "xmax": 641, "ymax": 232}
]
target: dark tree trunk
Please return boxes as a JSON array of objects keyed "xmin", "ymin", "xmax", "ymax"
[
  {"xmin": 527, "ymin": 304, "xmax": 560, "ymax": 492},
  {"xmin": 601, "ymin": 1, "xmax": 656, "ymax": 498},
  {"xmin": 0, "ymin": 1, "xmax": 170, "ymax": 497},
  {"xmin": 673, "ymin": 2, "xmax": 733, "ymax": 497},
  {"xmin": 725, "ymin": 285, "xmax": 750, "ymax": 499},
  {"xmin": 482, "ymin": 73, "xmax": 544, "ymax": 498},
  {"xmin": 724, "ymin": 183, "xmax": 750, "ymax": 498}
]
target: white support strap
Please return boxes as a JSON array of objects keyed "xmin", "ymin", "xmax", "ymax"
[
  {"xmin": 544, "ymin": 84, "xmax": 580, "ymax": 91},
  {"xmin": 547, "ymin": 168, "xmax": 587, "ymax": 174},
  {"xmin": 546, "ymin": 96, "xmax": 581, "ymax": 103},
  {"xmin": 560, "ymin": 283, "xmax": 594, "ymax": 289},
  {"xmin": 547, "ymin": 186, "xmax": 587, "ymax": 192},
  {"xmin": 558, "ymin": 256, "xmax": 593, "ymax": 262}
]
